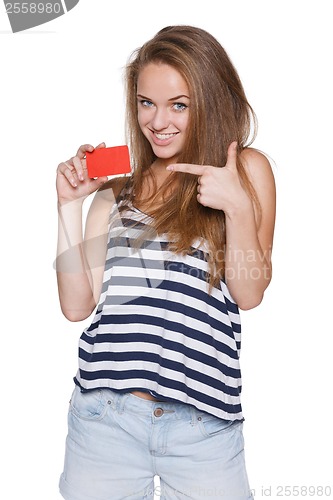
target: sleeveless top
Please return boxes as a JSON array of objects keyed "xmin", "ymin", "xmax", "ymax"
[{"xmin": 74, "ymin": 183, "xmax": 244, "ymax": 421}]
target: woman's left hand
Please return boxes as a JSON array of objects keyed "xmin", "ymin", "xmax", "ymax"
[{"xmin": 166, "ymin": 141, "xmax": 251, "ymax": 215}]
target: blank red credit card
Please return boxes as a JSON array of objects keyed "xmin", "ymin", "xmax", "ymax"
[{"xmin": 86, "ymin": 145, "xmax": 131, "ymax": 177}]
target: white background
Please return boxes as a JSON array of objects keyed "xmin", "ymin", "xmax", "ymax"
[{"xmin": 1, "ymin": 1, "xmax": 332, "ymax": 499}]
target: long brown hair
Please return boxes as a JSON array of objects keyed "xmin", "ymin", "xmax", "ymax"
[{"xmin": 125, "ymin": 25, "xmax": 260, "ymax": 288}]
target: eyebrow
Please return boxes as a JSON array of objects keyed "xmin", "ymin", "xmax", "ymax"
[{"xmin": 137, "ymin": 94, "xmax": 190, "ymax": 101}]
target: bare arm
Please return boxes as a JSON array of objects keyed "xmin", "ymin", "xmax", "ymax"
[
  {"xmin": 55, "ymin": 143, "xmax": 127, "ymax": 321},
  {"xmin": 56, "ymin": 197, "xmax": 96, "ymax": 321},
  {"xmin": 166, "ymin": 142, "xmax": 276, "ymax": 310},
  {"xmin": 224, "ymin": 148, "xmax": 276, "ymax": 309}
]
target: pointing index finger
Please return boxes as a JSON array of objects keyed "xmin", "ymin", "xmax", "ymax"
[{"xmin": 166, "ymin": 163, "xmax": 206, "ymax": 176}]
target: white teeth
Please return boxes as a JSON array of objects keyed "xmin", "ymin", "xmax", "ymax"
[{"xmin": 155, "ymin": 133, "xmax": 177, "ymax": 140}]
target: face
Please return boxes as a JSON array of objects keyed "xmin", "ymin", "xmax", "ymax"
[{"xmin": 136, "ymin": 62, "xmax": 190, "ymax": 166}]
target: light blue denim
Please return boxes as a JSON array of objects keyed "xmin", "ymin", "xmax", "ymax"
[{"xmin": 59, "ymin": 385, "xmax": 253, "ymax": 500}]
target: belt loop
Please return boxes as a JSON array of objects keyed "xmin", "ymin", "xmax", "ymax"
[
  {"xmin": 117, "ymin": 392, "xmax": 130, "ymax": 414},
  {"xmin": 112, "ymin": 391, "xmax": 126, "ymax": 414},
  {"xmin": 190, "ymin": 406, "xmax": 198, "ymax": 427}
]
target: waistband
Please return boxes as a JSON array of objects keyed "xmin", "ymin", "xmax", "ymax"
[{"xmin": 104, "ymin": 388, "xmax": 213, "ymax": 422}]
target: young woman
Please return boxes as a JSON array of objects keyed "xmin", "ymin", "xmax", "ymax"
[{"xmin": 56, "ymin": 25, "xmax": 275, "ymax": 500}]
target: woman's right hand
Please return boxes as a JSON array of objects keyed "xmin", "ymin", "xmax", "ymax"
[{"xmin": 56, "ymin": 142, "xmax": 108, "ymax": 205}]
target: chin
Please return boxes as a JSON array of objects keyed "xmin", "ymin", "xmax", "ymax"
[{"xmin": 152, "ymin": 147, "xmax": 179, "ymax": 161}]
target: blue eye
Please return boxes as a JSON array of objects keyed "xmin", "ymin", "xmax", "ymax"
[
  {"xmin": 140, "ymin": 99, "xmax": 154, "ymax": 107},
  {"xmin": 173, "ymin": 102, "xmax": 187, "ymax": 111}
]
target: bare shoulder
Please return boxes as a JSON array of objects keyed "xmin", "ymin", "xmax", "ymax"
[
  {"xmin": 240, "ymin": 148, "xmax": 275, "ymax": 183},
  {"xmin": 240, "ymin": 147, "xmax": 276, "ymax": 236}
]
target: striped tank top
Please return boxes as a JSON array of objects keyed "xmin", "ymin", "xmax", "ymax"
[{"xmin": 74, "ymin": 184, "xmax": 244, "ymax": 421}]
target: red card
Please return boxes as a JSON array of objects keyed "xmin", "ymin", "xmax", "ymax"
[{"xmin": 86, "ymin": 145, "xmax": 131, "ymax": 177}]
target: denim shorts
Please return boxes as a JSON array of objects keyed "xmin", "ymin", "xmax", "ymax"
[{"xmin": 59, "ymin": 385, "xmax": 253, "ymax": 500}]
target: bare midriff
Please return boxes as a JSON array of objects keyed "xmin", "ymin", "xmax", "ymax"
[{"xmin": 131, "ymin": 391, "xmax": 162, "ymax": 402}]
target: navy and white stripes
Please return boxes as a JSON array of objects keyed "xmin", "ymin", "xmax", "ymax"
[{"xmin": 74, "ymin": 191, "xmax": 244, "ymax": 420}]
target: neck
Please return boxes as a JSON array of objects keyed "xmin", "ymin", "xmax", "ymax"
[{"xmin": 133, "ymin": 162, "xmax": 177, "ymax": 214}]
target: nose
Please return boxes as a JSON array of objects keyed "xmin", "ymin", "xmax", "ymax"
[{"xmin": 151, "ymin": 107, "xmax": 169, "ymax": 131}]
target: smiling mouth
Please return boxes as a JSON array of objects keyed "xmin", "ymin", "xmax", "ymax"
[{"xmin": 153, "ymin": 132, "xmax": 178, "ymax": 140}]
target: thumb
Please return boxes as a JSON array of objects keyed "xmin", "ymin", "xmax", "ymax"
[
  {"xmin": 96, "ymin": 175, "xmax": 108, "ymax": 186},
  {"xmin": 226, "ymin": 141, "xmax": 238, "ymax": 168},
  {"xmin": 90, "ymin": 176, "xmax": 108, "ymax": 192}
]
